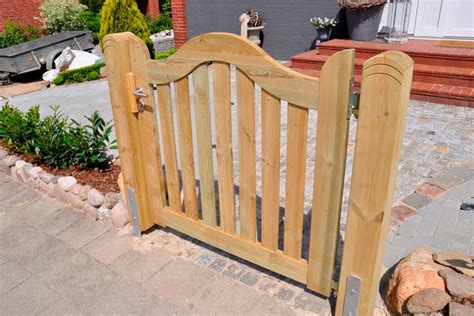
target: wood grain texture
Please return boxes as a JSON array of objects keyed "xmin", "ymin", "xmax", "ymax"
[
  {"xmin": 236, "ymin": 69, "xmax": 256, "ymax": 241},
  {"xmin": 261, "ymin": 90, "xmax": 281, "ymax": 250},
  {"xmin": 283, "ymin": 104, "xmax": 308, "ymax": 259},
  {"xmin": 146, "ymin": 33, "xmax": 319, "ymax": 109},
  {"xmin": 192, "ymin": 65, "xmax": 217, "ymax": 226},
  {"xmin": 212, "ymin": 62, "xmax": 236, "ymax": 234},
  {"xmin": 335, "ymin": 51, "xmax": 413, "ymax": 316},
  {"xmin": 175, "ymin": 77, "xmax": 199, "ymax": 219},
  {"xmin": 103, "ymin": 32, "xmax": 165, "ymax": 229},
  {"xmin": 157, "ymin": 84, "xmax": 181, "ymax": 211},
  {"xmin": 163, "ymin": 207, "xmax": 308, "ymax": 283},
  {"xmin": 307, "ymin": 49, "xmax": 354, "ymax": 296}
]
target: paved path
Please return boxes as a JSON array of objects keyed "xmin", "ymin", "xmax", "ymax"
[{"xmin": 0, "ymin": 175, "xmax": 315, "ymax": 315}]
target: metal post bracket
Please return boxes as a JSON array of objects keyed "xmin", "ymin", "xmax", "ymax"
[{"xmin": 127, "ymin": 186, "xmax": 141, "ymax": 237}]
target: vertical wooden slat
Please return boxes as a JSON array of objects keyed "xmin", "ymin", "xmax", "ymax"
[
  {"xmin": 306, "ymin": 49, "xmax": 354, "ymax": 296},
  {"xmin": 283, "ymin": 104, "xmax": 308, "ymax": 259},
  {"xmin": 175, "ymin": 77, "xmax": 199, "ymax": 219},
  {"xmin": 157, "ymin": 84, "xmax": 181, "ymax": 211},
  {"xmin": 236, "ymin": 69, "xmax": 256, "ymax": 241},
  {"xmin": 212, "ymin": 62, "xmax": 236, "ymax": 234},
  {"xmin": 261, "ymin": 90, "xmax": 281, "ymax": 250},
  {"xmin": 103, "ymin": 33, "xmax": 164, "ymax": 229},
  {"xmin": 192, "ymin": 65, "xmax": 217, "ymax": 226},
  {"xmin": 335, "ymin": 51, "xmax": 413, "ymax": 316}
]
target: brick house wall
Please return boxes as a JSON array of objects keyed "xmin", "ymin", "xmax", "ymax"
[
  {"xmin": 0, "ymin": 0, "xmax": 43, "ymax": 30},
  {"xmin": 171, "ymin": 0, "xmax": 188, "ymax": 47},
  {"xmin": 185, "ymin": 0, "xmax": 340, "ymax": 60}
]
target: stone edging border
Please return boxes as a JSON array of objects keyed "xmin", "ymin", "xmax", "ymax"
[
  {"xmin": 388, "ymin": 164, "xmax": 474, "ymax": 237},
  {"xmin": 0, "ymin": 147, "xmax": 129, "ymax": 228}
]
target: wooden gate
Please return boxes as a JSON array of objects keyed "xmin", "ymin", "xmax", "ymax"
[{"xmin": 104, "ymin": 32, "xmax": 413, "ymax": 315}]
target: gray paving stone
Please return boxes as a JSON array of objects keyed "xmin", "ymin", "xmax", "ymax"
[
  {"xmin": 416, "ymin": 217, "xmax": 438, "ymax": 236},
  {"xmin": 56, "ymin": 216, "xmax": 111, "ymax": 248},
  {"xmin": 449, "ymin": 241, "xmax": 470, "ymax": 253},
  {"xmin": 35, "ymin": 207, "xmax": 83, "ymax": 236},
  {"xmin": 81, "ymin": 228, "xmax": 132, "ymax": 265},
  {"xmin": 240, "ymin": 271, "xmax": 259, "ymax": 287},
  {"xmin": 429, "ymin": 174, "xmax": 463, "ymax": 189},
  {"xmin": 37, "ymin": 297, "xmax": 86, "ymax": 315},
  {"xmin": 396, "ymin": 219, "xmax": 419, "ymax": 238},
  {"xmin": 402, "ymin": 193, "xmax": 433, "ymax": 209},
  {"xmin": 222, "ymin": 263, "xmax": 246, "ymax": 280},
  {"xmin": 449, "ymin": 166, "xmax": 474, "ymax": 181},
  {"xmin": 245, "ymin": 294, "xmax": 297, "ymax": 315},
  {"xmin": 19, "ymin": 238, "xmax": 72, "ymax": 275},
  {"xmin": 144, "ymin": 258, "xmax": 216, "ymax": 308},
  {"xmin": 1, "ymin": 278, "xmax": 61, "ymax": 314},
  {"xmin": 186, "ymin": 274, "xmax": 262, "ymax": 314},
  {"xmin": 0, "ymin": 261, "xmax": 31, "ymax": 296},
  {"xmin": 1, "ymin": 186, "xmax": 42, "ymax": 208},
  {"xmin": 0, "ymin": 181, "xmax": 27, "ymax": 202},
  {"xmin": 209, "ymin": 257, "xmax": 227, "ymax": 272},
  {"xmin": 434, "ymin": 227, "xmax": 470, "ymax": 244},
  {"xmin": 110, "ymin": 248, "xmax": 174, "ymax": 284},
  {"xmin": 294, "ymin": 291, "xmax": 331, "ymax": 313},
  {"xmin": 274, "ymin": 286, "xmax": 296, "ymax": 302}
]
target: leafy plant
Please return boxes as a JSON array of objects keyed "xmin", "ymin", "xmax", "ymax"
[
  {"xmin": 80, "ymin": 0, "xmax": 105, "ymax": 13},
  {"xmin": 86, "ymin": 70, "xmax": 100, "ymax": 81},
  {"xmin": 0, "ymin": 103, "xmax": 116, "ymax": 170},
  {"xmin": 77, "ymin": 10, "xmax": 101, "ymax": 43},
  {"xmin": 53, "ymin": 62, "xmax": 105, "ymax": 85},
  {"xmin": 0, "ymin": 103, "xmax": 40, "ymax": 154},
  {"xmin": 39, "ymin": 0, "xmax": 87, "ymax": 33},
  {"xmin": 145, "ymin": 14, "xmax": 173, "ymax": 34},
  {"xmin": 0, "ymin": 19, "xmax": 42, "ymax": 49},
  {"xmin": 99, "ymin": 0, "xmax": 151, "ymax": 48},
  {"xmin": 154, "ymin": 48, "xmax": 176, "ymax": 60}
]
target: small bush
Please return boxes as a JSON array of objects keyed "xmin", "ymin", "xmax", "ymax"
[
  {"xmin": 0, "ymin": 20, "xmax": 42, "ymax": 49},
  {"xmin": 146, "ymin": 14, "xmax": 173, "ymax": 34},
  {"xmin": 0, "ymin": 103, "xmax": 116, "ymax": 169},
  {"xmin": 39, "ymin": 0, "xmax": 87, "ymax": 33},
  {"xmin": 77, "ymin": 10, "xmax": 101, "ymax": 43},
  {"xmin": 80, "ymin": 0, "xmax": 105, "ymax": 13},
  {"xmin": 99, "ymin": 0, "xmax": 151, "ymax": 48},
  {"xmin": 86, "ymin": 70, "xmax": 99, "ymax": 81},
  {"xmin": 53, "ymin": 62, "xmax": 105, "ymax": 85},
  {"xmin": 154, "ymin": 48, "xmax": 177, "ymax": 60}
]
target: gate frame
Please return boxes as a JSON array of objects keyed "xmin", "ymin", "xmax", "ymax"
[{"xmin": 104, "ymin": 32, "xmax": 413, "ymax": 316}]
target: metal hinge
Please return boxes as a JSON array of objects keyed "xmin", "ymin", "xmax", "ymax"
[
  {"xmin": 349, "ymin": 78, "xmax": 360, "ymax": 118},
  {"xmin": 342, "ymin": 275, "xmax": 362, "ymax": 316},
  {"xmin": 127, "ymin": 187, "xmax": 142, "ymax": 237},
  {"xmin": 331, "ymin": 280, "xmax": 339, "ymax": 294}
]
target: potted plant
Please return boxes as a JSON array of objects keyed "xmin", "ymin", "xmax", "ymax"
[
  {"xmin": 239, "ymin": 10, "xmax": 264, "ymax": 46},
  {"xmin": 338, "ymin": 0, "xmax": 387, "ymax": 41},
  {"xmin": 310, "ymin": 17, "xmax": 338, "ymax": 47}
]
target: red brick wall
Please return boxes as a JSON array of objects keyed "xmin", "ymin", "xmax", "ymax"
[
  {"xmin": 171, "ymin": 0, "xmax": 188, "ymax": 47},
  {"xmin": 0, "ymin": 0, "xmax": 43, "ymax": 30},
  {"xmin": 148, "ymin": 0, "xmax": 160, "ymax": 18}
]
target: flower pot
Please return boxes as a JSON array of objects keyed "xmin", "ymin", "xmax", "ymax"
[
  {"xmin": 247, "ymin": 26, "xmax": 264, "ymax": 45},
  {"xmin": 346, "ymin": 4, "xmax": 384, "ymax": 41},
  {"xmin": 316, "ymin": 28, "xmax": 332, "ymax": 42}
]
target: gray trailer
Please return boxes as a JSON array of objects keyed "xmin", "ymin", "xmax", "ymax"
[{"xmin": 0, "ymin": 30, "xmax": 94, "ymax": 85}]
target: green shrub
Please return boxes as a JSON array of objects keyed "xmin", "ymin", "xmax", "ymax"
[
  {"xmin": 39, "ymin": 0, "xmax": 87, "ymax": 33},
  {"xmin": 154, "ymin": 48, "xmax": 177, "ymax": 60},
  {"xmin": 0, "ymin": 20, "xmax": 42, "ymax": 49},
  {"xmin": 146, "ymin": 14, "xmax": 173, "ymax": 34},
  {"xmin": 53, "ymin": 62, "xmax": 105, "ymax": 85},
  {"xmin": 77, "ymin": 10, "xmax": 101, "ymax": 43},
  {"xmin": 0, "ymin": 103, "xmax": 40, "ymax": 154},
  {"xmin": 99, "ymin": 0, "xmax": 151, "ymax": 48},
  {"xmin": 86, "ymin": 70, "xmax": 99, "ymax": 81},
  {"xmin": 0, "ymin": 103, "xmax": 116, "ymax": 169},
  {"xmin": 80, "ymin": 0, "xmax": 105, "ymax": 13}
]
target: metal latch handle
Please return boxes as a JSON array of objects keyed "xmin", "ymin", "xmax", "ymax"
[{"xmin": 127, "ymin": 72, "xmax": 147, "ymax": 113}]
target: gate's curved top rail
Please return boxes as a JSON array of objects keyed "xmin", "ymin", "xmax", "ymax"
[{"xmin": 146, "ymin": 32, "xmax": 320, "ymax": 109}]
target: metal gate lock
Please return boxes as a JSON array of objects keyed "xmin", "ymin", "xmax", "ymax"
[{"xmin": 133, "ymin": 87, "xmax": 148, "ymax": 112}]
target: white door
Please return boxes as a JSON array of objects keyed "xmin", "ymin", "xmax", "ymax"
[{"xmin": 415, "ymin": 0, "xmax": 474, "ymax": 37}]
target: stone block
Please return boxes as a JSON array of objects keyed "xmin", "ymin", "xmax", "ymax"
[
  {"xmin": 415, "ymin": 182, "xmax": 447, "ymax": 199},
  {"xmin": 402, "ymin": 193, "xmax": 433, "ymax": 210},
  {"xmin": 82, "ymin": 229, "xmax": 132, "ymax": 264},
  {"xmin": 56, "ymin": 216, "xmax": 111, "ymax": 249},
  {"xmin": 429, "ymin": 174, "xmax": 463, "ymax": 190}
]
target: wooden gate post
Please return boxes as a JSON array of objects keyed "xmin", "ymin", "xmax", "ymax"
[
  {"xmin": 103, "ymin": 32, "xmax": 165, "ymax": 232},
  {"xmin": 335, "ymin": 51, "xmax": 414, "ymax": 315}
]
